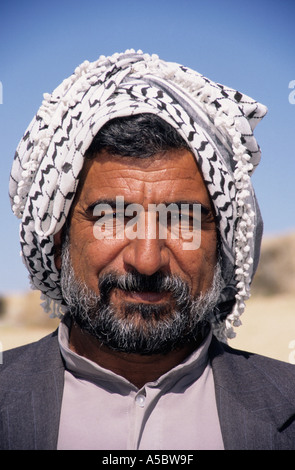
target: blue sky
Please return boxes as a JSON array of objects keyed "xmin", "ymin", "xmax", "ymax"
[{"xmin": 0, "ymin": 0, "xmax": 294, "ymax": 294}]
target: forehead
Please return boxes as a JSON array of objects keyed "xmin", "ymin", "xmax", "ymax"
[{"xmin": 77, "ymin": 148, "xmax": 211, "ymax": 205}]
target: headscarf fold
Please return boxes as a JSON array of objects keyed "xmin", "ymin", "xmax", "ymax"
[{"xmin": 9, "ymin": 50, "xmax": 267, "ymax": 341}]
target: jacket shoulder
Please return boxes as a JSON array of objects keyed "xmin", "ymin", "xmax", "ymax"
[
  {"xmin": 0, "ymin": 329, "xmax": 62, "ymax": 376},
  {"xmin": 0, "ymin": 329, "xmax": 64, "ymax": 450},
  {"xmin": 218, "ymin": 339, "xmax": 295, "ymax": 374},
  {"xmin": 210, "ymin": 336, "xmax": 295, "ymax": 449},
  {"xmin": 210, "ymin": 337, "xmax": 295, "ymax": 389}
]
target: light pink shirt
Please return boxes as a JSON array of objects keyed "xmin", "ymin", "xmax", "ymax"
[{"xmin": 57, "ymin": 320, "xmax": 224, "ymax": 450}]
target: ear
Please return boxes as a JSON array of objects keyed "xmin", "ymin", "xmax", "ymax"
[{"xmin": 54, "ymin": 229, "xmax": 63, "ymax": 270}]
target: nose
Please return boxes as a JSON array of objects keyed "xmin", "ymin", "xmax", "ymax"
[{"xmin": 122, "ymin": 236, "xmax": 170, "ymax": 276}]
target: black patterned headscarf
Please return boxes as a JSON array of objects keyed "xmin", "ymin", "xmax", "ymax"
[{"xmin": 9, "ymin": 50, "xmax": 267, "ymax": 341}]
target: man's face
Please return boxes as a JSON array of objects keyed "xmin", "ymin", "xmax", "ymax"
[
  {"xmin": 68, "ymin": 148, "xmax": 217, "ymax": 294},
  {"xmin": 59, "ymin": 148, "xmax": 220, "ymax": 353}
]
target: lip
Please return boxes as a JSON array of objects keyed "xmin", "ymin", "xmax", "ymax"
[{"xmin": 122, "ymin": 291, "xmax": 170, "ymax": 303}]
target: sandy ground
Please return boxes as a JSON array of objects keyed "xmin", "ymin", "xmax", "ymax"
[{"xmin": 1, "ymin": 294, "xmax": 294, "ymax": 363}]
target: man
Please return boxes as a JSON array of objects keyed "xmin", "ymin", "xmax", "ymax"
[{"xmin": 2, "ymin": 50, "xmax": 295, "ymax": 450}]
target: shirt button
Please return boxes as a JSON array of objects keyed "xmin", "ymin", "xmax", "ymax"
[{"xmin": 135, "ymin": 394, "xmax": 146, "ymax": 407}]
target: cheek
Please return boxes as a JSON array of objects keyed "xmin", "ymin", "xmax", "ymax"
[
  {"xmin": 202, "ymin": 230, "xmax": 218, "ymax": 265},
  {"xmin": 171, "ymin": 230, "xmax": 217, "ymax": 292},
  {"xmin": 69, "ymin": 232, "xmax": 127, "ymax": 291}
]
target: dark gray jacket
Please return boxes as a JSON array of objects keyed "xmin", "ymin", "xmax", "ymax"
[{"xmin": 0, "ymin": 330, "xmax": 295, "ymax": 450}]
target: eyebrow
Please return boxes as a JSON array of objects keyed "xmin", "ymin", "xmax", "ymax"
[{"xmin": 87, "ymin": 198, "xmax": 212, "ymax": 214}]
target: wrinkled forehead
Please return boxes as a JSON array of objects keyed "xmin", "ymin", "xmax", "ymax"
[{"xmin": 75, "ymin": 147, "xmax": 214, "ymax": 210}]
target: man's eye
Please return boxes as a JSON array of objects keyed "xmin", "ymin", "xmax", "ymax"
[
  {"xmin": 167, "ymin": 212, "xmax": 195, "ymax": 234},
  {"xmin": 169, "ymin": 212, "xmax": 189, "ymax": 224},
  {"xmin": 95, "ymin": 211, "xmax": 115, "ymax": 219},
  {"xmin": 201, "ymin": 207, "xmax": 216, "ymax": 225},
  {"xmin": 170, "ymin": 212, "xmax": 180, "ymax": 224}
]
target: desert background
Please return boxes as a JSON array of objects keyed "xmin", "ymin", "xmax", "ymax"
[{"xmin": 0, "ymin": 232, "xmax": 294, "ymax": 363}]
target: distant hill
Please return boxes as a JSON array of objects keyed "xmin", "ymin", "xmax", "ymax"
[{"xmin": 251, "ymin": 232, "xmax": 295, "ymax": 296}]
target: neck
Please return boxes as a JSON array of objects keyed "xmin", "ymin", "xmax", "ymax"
[{"xmin": 69, "ymin": 322, "xmax": 202, "ymax": 389}]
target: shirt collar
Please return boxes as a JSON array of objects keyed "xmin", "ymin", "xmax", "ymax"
[{"xmin": 58, "ymin": 316, "xmax": 212, "ymax": 391}]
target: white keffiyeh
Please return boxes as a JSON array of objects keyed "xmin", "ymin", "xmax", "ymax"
[{"xmin": 9, "ymin": 50, "xmax": 267, "ymax": 341}]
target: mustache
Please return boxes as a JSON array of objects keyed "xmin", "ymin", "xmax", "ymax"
[{"xmin": 98, "ymin": 270, "xmax": 190, "ymax": 304}]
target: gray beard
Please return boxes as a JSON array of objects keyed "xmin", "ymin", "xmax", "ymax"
[{"xmin": 60, "ymin": 238, "xmax": 224, "ymax": 355}]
